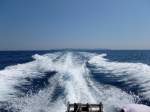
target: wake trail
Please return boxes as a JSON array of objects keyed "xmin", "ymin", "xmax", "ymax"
[
  {"xmin": 0, "ymin": 52, "xmax": 138, "ymax": 112},
  {"xmin": 0, "ymin": 52, "xmax": 62, "ymax": 101},
  {"xmin": 88, "ymin": 53, "xmax": 150, "ymax": 100}
]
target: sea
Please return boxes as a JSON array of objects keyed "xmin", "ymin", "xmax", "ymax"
[{"xmin": 0, "ymin": 50, "xmax": 150, "ymax": 112}]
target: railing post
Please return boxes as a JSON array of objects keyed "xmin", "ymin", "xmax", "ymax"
[{"xmin": 99, "ymin": 102, "xmax": 103, "ymax": 112}]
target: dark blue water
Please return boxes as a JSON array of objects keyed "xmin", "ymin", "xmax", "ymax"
[
  {"xmin": 0, "ymin": 50, "xmax": 150, "ymax": 112},
  {"xmin": 1, "ymin": 50, "xmax": 150, "ymax": 69}
]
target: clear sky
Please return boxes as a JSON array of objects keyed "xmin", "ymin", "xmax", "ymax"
[{"xmin": 0, "ymin": 0, "xmax": 150, "ymax": 50}]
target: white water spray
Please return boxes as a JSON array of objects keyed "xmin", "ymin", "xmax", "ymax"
[{"xmin": 0, "ymin": 52, "xmax": 138, "ymax": 112}]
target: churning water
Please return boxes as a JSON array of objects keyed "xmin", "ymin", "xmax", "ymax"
[{"xmin": 0, "ymin": 50, "xmax": 150, "ymax": 112}]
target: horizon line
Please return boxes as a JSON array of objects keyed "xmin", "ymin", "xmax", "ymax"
[{"xmin": 0, "ymin": 48, "xmax": 150, "ymax": 51}]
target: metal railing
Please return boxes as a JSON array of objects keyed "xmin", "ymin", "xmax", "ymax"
[{"xmin": 66, "ymin": 102, "xmax": 103, "ymax": 112}]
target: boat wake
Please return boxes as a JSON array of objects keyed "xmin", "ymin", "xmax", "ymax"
[{"xmin": 0, "ymin": 51, "xmax": 149, "ymax": 112}]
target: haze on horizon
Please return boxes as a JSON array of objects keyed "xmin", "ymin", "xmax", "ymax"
[{"xmin": 0, "ymin": 0, "xmax": 150, "ymax": 50}]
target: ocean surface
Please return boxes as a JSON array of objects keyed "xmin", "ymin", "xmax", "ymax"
[{"xmin": 0, "ymin": 50, "xmax": 150, "ymax": 112}]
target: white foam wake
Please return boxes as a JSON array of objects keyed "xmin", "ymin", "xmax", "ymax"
[
  {"xmin": 0, "ymin": 52, "xmax": 138, "ymax": 112},
  {"xmin": 89, "ymin": 53, "xmax": 150, "ymax": 100},
  {"xmin": 0, "ymin": 52, "xmax": 62, "ymax": 101}
]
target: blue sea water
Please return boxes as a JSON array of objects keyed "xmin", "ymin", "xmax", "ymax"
[{"xmin": 0, "ymin": 50, "xmax": 150, "ymax": 112}]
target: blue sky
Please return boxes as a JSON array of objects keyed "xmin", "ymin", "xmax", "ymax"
[{"xmin": 0, "ymin": 0, "xmax": 150, "ymax": 50}]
